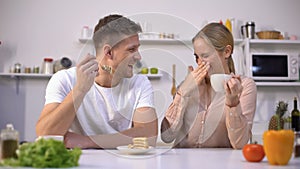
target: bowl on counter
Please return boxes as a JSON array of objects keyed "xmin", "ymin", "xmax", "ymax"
[{"xmin": 256, "ymin": 31, "xmax": 281, "ymax": 39}]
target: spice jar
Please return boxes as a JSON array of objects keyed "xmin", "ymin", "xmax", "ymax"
[
  {"xmin": 0, "ymin": 124, "xmax": 19, "ymax": 159},
  {"xmin": 14, "ymin": 63, "xmax": 21, "ymax": 73},
  {"xmin": 33, "ymin": 66, "xmax": 40, "ymax": 73},
  {"xmin": 42, "ymin": 58, "xmax": 53, "ymax": 74},
  {"xmin": 24, "ymin": 67, "xmax": 31, "ymax": 73}
]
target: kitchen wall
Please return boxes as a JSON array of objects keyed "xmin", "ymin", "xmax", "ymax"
[{"xmin": 1, "ymin": 0, "xmax": 300, "ymax": 142}]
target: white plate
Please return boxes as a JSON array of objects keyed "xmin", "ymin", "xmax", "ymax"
[
  {"xmin": 35, "ymin": 135, "xmax": 64, "ymax": 142},
  {"xmin": 116, "ymin": 146, "xmax": 154, "ymax": 155}
]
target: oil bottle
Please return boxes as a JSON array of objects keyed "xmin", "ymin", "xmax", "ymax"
[
  {"xmin": 292, "ymin": 97, "xmax": 300, "ymax": 131},
  {"xmin": 0, "ymin": 124, "xmax": 19, "ymax": 159}
]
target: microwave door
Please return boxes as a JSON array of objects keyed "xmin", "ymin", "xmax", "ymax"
[{"xmin": 252, "ymin": 54, "xmax": 289, "ymax": 81}]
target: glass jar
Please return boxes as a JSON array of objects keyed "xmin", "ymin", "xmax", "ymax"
[
  {"xmin": 81, "ymin": 26, "xmax": 90, "ymax": 38},
  {"xmin": 42, "ymin": 58, "xmax": 53, "ymax": 74},
  {"xmin": 0, "ymin": 124, "xmax": 19, "ymax": 159},
  {"xmin": 33, "ymin": 66, "xmax": 40, "ymax": 73},
  {"xmin": 14, "ymin": 63, "xmax": 21, "ymax": 73}
]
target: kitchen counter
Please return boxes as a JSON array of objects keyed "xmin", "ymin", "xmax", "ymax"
[{"xmin": 77, "ymin": 148, "xmax": 300, "ymax": 169}]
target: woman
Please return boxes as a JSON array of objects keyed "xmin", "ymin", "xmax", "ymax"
[{"xmin": 160, "ymin": 23, "xmax": 257, "ymax": 149}]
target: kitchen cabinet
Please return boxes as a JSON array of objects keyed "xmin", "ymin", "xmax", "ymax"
[{"xmin": 241, "ymin": 39, "xmax": 300, "ymax": 126}]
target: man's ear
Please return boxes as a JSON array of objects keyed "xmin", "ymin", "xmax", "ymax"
[
  {"xmin": 103, "ymin": 44, "xmax": 113, "ymax": 60},
  {"xmin": 224, "ymin": 45, "xmax": 232, "ymax": 59}
]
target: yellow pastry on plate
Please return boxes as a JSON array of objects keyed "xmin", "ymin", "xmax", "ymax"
[{"xmin": 128, "ymin": 137, "xmax": 149, "ymax": 149}]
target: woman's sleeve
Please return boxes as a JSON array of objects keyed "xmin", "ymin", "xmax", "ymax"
[
  {"xmin": 225, "ymin": 78, "xmax": 257, "ymax": 149},
  {"xmin": 160, "ymin": 74, "xmax": 199, "ymax": 143}
]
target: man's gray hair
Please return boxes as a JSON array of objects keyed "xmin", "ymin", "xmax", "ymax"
[{"xmin": 93, "ymin": 15, "xmax": 142, "ymax": 50}]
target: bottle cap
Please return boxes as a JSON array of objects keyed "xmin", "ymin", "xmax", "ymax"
[{"xmin": 44, "ymin": 58, "xmax": 53, "ymax": 62}]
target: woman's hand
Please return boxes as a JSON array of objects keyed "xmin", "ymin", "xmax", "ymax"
[
  {"xmin": 191, "ymin": 62, "xmax": 210, "ymax": 85},
  {"xmin": 74, "ymin": 54, "xmax": 99, "ymax": 94},
  {"xmin": 224, "ymin": 74, "xmax": 243, "ymax": 107}
]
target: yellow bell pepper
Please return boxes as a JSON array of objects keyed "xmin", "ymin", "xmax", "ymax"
[{"xmin": 263, "ymin": 129, "xmax": 294, "ymax": 165}]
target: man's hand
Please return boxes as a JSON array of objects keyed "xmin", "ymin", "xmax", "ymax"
[
  {"xmin": 74, "ymin": 54, "xmax": 99, "ymax": 94},
  {"xmin": 64, "ymin": 132, "xmax": 98, "ymax": 149}
]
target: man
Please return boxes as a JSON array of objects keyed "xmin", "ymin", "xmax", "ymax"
[{"xmin": 36, "ymin": 14, "xmax": 158, "ymax": 149}]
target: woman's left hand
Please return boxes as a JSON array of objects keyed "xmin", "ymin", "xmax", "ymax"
[{"xmin": 224, "ymin": 74, "xmax": 243, "ymax": 107}]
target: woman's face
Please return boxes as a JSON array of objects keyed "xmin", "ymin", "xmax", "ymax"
[{"xmin": 193, "ymin": 38, "xmax": 229, "ymax": 76}]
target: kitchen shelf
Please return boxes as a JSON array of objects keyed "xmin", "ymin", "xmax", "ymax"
[
  {"xmin": 249, "ymin": 39, "xmax": 300, "ymax": 45},
  {"xmin": 144, "ymin": 73, "xmax": 163, "ymax": 79},
  {"xmin": 0, "ymin": 73, "xmax": 52, "ymax": 78},
  {"xmin": 140, "ymin": 38, "xmax": 192, "ymax": 45},
  {"xmin": 79, "ymin": 38, "xmax": 244, "ymax": 46},
  {"xmin": 255, "ymin": 81, "xmax": 300, "ymax": 87}
]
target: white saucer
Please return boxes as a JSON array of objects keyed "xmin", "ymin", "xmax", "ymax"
[
  {"xmin": 35, "ymin": 135, "xmax": 64, "ymax": 142},
  {"xmin": 116, "ymin": 146, "xmax": 154, "ymax": 155}
]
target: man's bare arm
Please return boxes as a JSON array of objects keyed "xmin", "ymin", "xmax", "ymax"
[
  {"xmin": 64, "ymin": 107, "xmax": 158, "ymax": 149},
  {"xmin": 36, "ymin": 54, "xmax": 98, "ymax": 136}
]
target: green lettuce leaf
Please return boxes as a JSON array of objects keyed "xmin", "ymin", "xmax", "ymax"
[{"xmin": 0, "ymin": 138, "xmax": 81, "ymax": 168}]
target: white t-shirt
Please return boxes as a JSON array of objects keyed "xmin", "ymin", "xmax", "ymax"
[{"xmin": 44, "ymin": 67, "xmax": 154, "ymax": 135}]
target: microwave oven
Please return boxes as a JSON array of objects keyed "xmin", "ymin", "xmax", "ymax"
[{"xmin": 247, "ymin": 52, "xmax": 299, "ymax": 81}]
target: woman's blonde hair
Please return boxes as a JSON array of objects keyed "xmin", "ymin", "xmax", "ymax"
[{"xmin": 192, "ymin": 23, "xmax": 235, "ymax": 74}]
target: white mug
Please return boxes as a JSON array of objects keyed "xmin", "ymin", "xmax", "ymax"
[{"xmin": 210, "ymin": 74, "xmax": 231, "ymax": 92}]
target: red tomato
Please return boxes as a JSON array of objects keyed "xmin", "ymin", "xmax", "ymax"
[{"xmin": 242, "ymin": 143, "xmax": 265, "ymax": 162}]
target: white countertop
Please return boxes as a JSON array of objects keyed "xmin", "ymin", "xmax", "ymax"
[{"xmin": 78, "ymin": 148, "xmax": 300, "ymax": 169}]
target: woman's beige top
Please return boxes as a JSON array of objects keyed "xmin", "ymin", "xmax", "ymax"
[{"xmin": 161, "ymin": 74, "xmax": 257, "ymax": 149}]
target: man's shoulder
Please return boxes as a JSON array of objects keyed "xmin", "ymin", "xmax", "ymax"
[
  {"xmin": 53, "ymin": 67, "xmax": 76, "ymax": 78},
  {"xmin": 50, "ymin": 67, "xmax": 76, "ymax": 85}
]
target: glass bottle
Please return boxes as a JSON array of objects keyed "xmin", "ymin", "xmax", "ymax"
[
  {"xmin": 81, "ymin": 26, "xmax": 90, "ymax": 39},
  {"xmin": 14, "ymin": 63, "xmax": 21, "ymax": 73},
  {"xmin": 292, "ymin": 97, "xmax": 300, "ymax": 131},
  {"xmin": 42, "ymin": 58, "xmax": 53, "ymax": 74},
  {"xmin": 0, "ymin": 124, "xmax": 19, "ymax": 159}
]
